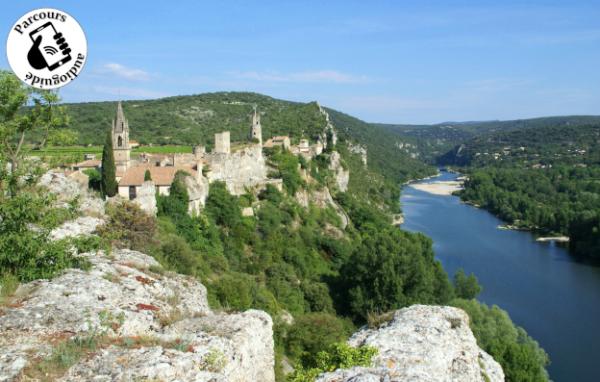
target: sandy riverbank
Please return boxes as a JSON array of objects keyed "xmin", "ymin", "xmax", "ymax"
[
  {"xmin": 536, "ymin": 236, "xmax": 570, "ymax": 243},
  {"xmin": 408, "ymin": 180, "xmax": 464, "ymax": 196}
]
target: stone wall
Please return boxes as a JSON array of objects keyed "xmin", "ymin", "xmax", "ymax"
[{"xmin": 205, "ymin": 144, "xmax": 268, "ymax": 195}]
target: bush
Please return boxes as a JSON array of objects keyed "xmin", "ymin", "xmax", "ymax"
[
  {"xmin": 0, "ymin": 192, "xmax": 86, "ymax": 282},
  {"xmin": 286, "ymin": 313, "xmax": 354, "ymax": 366},
  {"xmin": 205, "ymin": 182, "xmax": 241, "ymax": 228},
  {"xmin": 159, "ymin": 234, "xmax": 201, "ymax": 275},
  {"xmin": 97, "ymin": 201, "xmax": 156, "ymax": 252},
  {"xmin": 287, "ymin": 342, "xmax": 377, "ymax": 382}
]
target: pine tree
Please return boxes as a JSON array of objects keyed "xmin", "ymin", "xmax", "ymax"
[
  {"xmin": 144, "ymin": 169, "xmax": 152, "ymax": 181},
  {"xmin": 101, "ymin": 130, "xmax": 117, "ymax": 197}
]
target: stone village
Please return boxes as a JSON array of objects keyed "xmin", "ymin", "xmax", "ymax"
[{"xmin": 68, "ymin": 101, "xmax": 357, "ymax": 216}]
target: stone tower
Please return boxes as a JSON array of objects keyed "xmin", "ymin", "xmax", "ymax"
[
  {"xmin": 250, "ymin": 106, "xmax": 262, "ymax": 145},
  {"xmin": 112, "ymin": 101, "xmax": 131, "ymax": 173}
]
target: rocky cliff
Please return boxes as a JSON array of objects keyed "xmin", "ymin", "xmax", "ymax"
[
  {"xmin": 317, "ymin": 305, "xmax": 504, "ymax": 382},
  {"xmin": 0, "ymin": 248, "xmax": 274, "ymax": 382}
]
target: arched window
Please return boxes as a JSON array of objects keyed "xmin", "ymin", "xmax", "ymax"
[{"xmin": 118, "ymin": 136, "xmax": 123, "ymax": 147}]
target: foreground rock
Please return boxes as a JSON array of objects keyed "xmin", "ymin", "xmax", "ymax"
[
  {"xmin": 0, "ymin": 249, "xmax": 274, "ymax": 382},
  {"xmin": 317, "ymin": 305, "xmax": 504, "ymax": 382},
  {"xmin": 39, "ymin": 171, "xmax": 105, "ymax": 217}
]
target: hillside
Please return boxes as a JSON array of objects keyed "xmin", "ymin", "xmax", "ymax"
[
  {"xmin": 434, "ymin": 121, "xmax": 600, "ymax": 258},
  {"xmin": 379, "ymin": 116, "xmax": 600, "ymax": 163},
  {"xmin": 60, "ymin": 92, "xmax": 433, "ymax": 184}
]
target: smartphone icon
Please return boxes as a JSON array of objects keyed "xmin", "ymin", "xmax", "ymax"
[{"xmin": 29, "ymin": 22, "xmax": 71, "ymax": 71}]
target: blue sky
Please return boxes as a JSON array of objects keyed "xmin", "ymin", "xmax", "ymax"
[{"xmin": 2, "ymin": 0, "xmax": 600, "ymax": 124}]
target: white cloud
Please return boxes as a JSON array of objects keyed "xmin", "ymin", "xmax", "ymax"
[
  {"xmin": 230, "ymin": 70, "xmax": 370, "ymax": 84},
  {"xmin": 102, "ymin": 63, "xmax": 151, "ymax": 81}
]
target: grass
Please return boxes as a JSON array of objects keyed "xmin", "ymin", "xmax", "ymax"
[{"xmin": 0, "ymin": 273, "xmax": 20, "ymax": 306}]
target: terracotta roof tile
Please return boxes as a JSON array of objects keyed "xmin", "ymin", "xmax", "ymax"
[
  {"xmin": 118, "ymin": 165, "xmax": 197, "ymax": 186},
  {"xmin": 73, "ymin": 159, "xmax": 101, "ymax": 168}
]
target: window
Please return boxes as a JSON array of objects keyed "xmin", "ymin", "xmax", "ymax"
[
  {"xmin": 118, "ymin": 136, "xmax": 123, "ymax": 147},
  {"xmin": 129, "ymin": 186, "xmax": 136, "ymax": 200}
]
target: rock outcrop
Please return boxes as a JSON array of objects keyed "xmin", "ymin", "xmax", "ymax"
[
  {"xmin": 317, "ymin": 305, "xmax": 504, "ymax": 382},
  {"xmin": 134, "ymin": 180, "xmax": 158, "ymax": 215},
  {"xmin": 205, "ymin": 144, "xmax": 268, "ymax": 195},
  {"xmin": 0, "ymin": 249, "xmax": 275, "ymax": 382},
  {"xmin": 39, "ymin": 171, "xmax": 105, "ymax": 217},
  {"xmin": 328, "ymin": 151, "xmax": 349, "ymax": 192}
]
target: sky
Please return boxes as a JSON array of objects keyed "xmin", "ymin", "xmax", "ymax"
[{"xmin": 2, "ymin": 0, "xmax": 600, "ymax": 124}]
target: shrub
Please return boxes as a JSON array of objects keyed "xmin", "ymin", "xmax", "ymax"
[
  {"xmin": 159, "ymin": 234, "xmax": 201, "ymax": 275},
  {"xmin": 286, "ymin": 313, "xmax": 354, "ymax": 366},
  {"xmin": 0, "ymin": 192, "xmax": 86, "ymax": 282},
  {"xmin": 83, "ymin": 168, "xmax": 102, "ymax": 191},
  {"xmin": 287, "ymin": 342, "xmax": 377, "ymax": 382},
  {"xmin": 205, "ymin": 182, "xmax": 241, "ymax": 228},
  {"xmin": 97, "ymin": 201, "xmax": 156, "ymax": 252}
]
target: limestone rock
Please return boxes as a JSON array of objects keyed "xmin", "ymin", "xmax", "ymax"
[
  {"xmin": 0, "ymin": 249, "xmax": 274, "ymax": 382},
  {"xmin": 205, "ymin": 144, "xmax": 268, "ymax": 195},
  {"xmin": 328, "ymin": 151, "xmax": 349, "ymax": 192},
  {"xmin": 295, "ymin": 186, "xmax": 349, "ymax": 229},
  {"xmin": 134, "ymin": 180, "xmax": 158, "ymax": 215},
  {"xmin": 39, "ymin": 170, "xmax": 105, "ymax": 217},
  {"xmin": 184, "ymin": 175, "xmax": 209, "ymax": 215},
  {"xmin": 317, "ymin": 305, "xmax": 504, "ymax": 382},
  {"xmin": 49, "ymin": 216, "xmax": 104, "ymax": 240}
]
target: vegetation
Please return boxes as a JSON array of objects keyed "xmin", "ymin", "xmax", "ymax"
[
  {"xmin": 2, "ymin": 70, "xmax": 551, "ymax": 381},
  {"xmin": 0, "ymin": 71, "xmax": 88, "ymax": 284},
  {"xmin": 451, "ymin": 299, "xmax": 549, "ymax": 382},
  {"xmin": 287, "ymin": 343, "xmax": 377, "ymax": 382},
  {"xmin": 101, "ymin": 130, "xmax": 117, "ymax": 197},
  {"xmin": 433, "ymin": 121, "xmax": 600, "ymax": 259}
]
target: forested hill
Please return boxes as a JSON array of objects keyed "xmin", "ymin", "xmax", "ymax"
[
  {"xmin": 432, "ymin": 119, "xmax": 600, "ymax": 259},
  {"xmin": 438, "ymin": 120, "xmax": 600, "ymax": 167},
  {"xmin": 62, "ymin": 92, "xmax": 433, "ymax": 183},
  {"xmin": 378, "ymin": 116, "xmax": 600, "ymax": 163}
]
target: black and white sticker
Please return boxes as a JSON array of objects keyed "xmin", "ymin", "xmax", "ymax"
[{"xmin": 6, "ymin": 8, "xmax": 87, "ymax": 89}]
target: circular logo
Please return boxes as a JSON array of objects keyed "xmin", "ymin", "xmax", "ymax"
[{"xmin": 6, "ymin": 8, "xmax": 87, "ymax": 89}]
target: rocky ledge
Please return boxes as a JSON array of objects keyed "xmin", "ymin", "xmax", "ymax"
[
  {"xmin": 0, "ymin": 249, "xmax": 274, "ymax": 382},
  {"xmin": 317, "ymin": 305, "xmax": 504, "ymax": 382}
]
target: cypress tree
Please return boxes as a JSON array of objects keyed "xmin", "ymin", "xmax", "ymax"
[
  {"xmin": 101, "ymin": 130, "xmax": 117, "ymax": 197},
  {"xmin": 144, "ymin": 169, "xmax": 152, "ymax": 181}
]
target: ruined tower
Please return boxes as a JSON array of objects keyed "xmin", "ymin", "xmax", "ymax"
[
  {"xmin": 250, "ymin": 106, "xmax": 262, "ymax": 145},
  {"xmin": 112, "ymin": 101, "xmax": 131, "ymax": 173}
]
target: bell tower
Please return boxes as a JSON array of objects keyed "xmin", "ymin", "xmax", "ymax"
[
  {"xmin": 112, "ymin": 101, "xmax": 131, "ymax": 173},
  {"xmin": 250, "ymin": 106, "xmax": 262, "ymax": 145}
]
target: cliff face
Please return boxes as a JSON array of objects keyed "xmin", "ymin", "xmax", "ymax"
[
  {"xmin": 317, "ymin": 305, "xmax": 504, "ymax": 382},
  {"xmin": 0, "ymin": 249, "xmax": 274, "ymax": 382}
]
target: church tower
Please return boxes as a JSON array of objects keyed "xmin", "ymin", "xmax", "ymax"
[
  {"xmin": 250, "ymin": 106, "xmax": 262, "ymax": 145},
  {"xmin": 112, "ymin": 101, "xmax": 131, "ymax": 174}
]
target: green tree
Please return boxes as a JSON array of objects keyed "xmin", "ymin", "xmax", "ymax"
[
  {"xmin": 451, "ymin": 299, "xmax": 549, "ymax": 382},
  {"xmin": 158, "ymin": 171, "xmax": 189, "ymax": 217},
  {"xmin": 453, "ymin": 269, "xmax": 481, "ymax": 299},
  {"xmin": 101, "ymin": 130, "xmax": 117, "ymax": 197},
  {"xmin": 286, "ymin": 313, "xmax": 354, "ymax": 366},
  {"xmin": 144, "ymin": 169, "xmax": 152, "ymax": 181},
  {"xmin": 0, "ymin": 70, "xmax": 67, "ymax": 172}
]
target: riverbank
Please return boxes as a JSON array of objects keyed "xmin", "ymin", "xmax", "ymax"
[{"xmin": 408, "ymin": 180, "xmax": 464, "ymax": 195}]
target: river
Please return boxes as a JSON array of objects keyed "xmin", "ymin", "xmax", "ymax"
[{"xmin": 400, "ymin": 171, "xmax": 600, "ymax": 382}]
